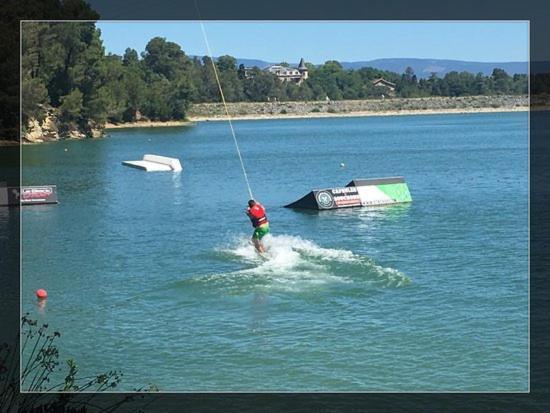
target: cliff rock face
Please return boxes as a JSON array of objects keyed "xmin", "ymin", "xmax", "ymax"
[
  {"xmin": 24, "ymin": 108, "xmax": 60, "ymax": 143},
  {"xmin": 24, "ymin": 107, "xmax": 104, "ymax": 143}
]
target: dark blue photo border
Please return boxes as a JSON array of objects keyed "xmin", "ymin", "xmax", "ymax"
[{"xmin": 1, "ymin": 0, "xmax": 549, "ymax": 411}]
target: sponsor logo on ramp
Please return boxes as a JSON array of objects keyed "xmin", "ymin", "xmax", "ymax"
[{"xmin": 316, "ymin": 191, "xmax": 334, "ymax": 209}]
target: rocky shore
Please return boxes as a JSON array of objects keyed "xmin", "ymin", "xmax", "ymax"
[
  {"xmin": 104, "ymin": 120, "xmax": 195, "ymax": 129},
  {"xmin": 22, "ymin": 95, "xmax": 528, "ymax": 143},
  {"xmin": 187, "ymin": 95, "xmax": 528, "ymax": 120},
  {"xmin": 23, "ymin": 106, "xmax": 103, "ymax": 144}
]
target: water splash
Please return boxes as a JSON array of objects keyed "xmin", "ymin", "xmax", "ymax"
[{"xmin": 183, "ymin": 234, "xmax": 411, "ymax": 294}]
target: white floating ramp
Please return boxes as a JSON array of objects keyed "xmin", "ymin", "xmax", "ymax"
[{"xmin": 122, "ymin": 154, "xmax": 182, "ymax": 172}]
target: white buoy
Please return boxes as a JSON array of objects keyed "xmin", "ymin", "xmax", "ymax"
[{"xmin": 340, "ymin": 163, "xmax": 345, "ymax": 168}]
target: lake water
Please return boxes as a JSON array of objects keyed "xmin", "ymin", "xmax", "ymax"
[{"xmin": 22, "ymin": 112, "xmax": 528, "ymax": 391}]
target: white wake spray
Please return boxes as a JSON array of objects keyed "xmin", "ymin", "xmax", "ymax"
[{"xmin": 212, "ymin": 234, "xmax": 410, "ymax": 292}]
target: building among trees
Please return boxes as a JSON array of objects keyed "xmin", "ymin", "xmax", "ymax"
[
  {"xmin": 265, "ymin": 58, "xmax": 309, "ymax": 84},
  {"xmin": 238, "ymin": 65, "xmax": 255, "ymax": 79},
  {"xmin": 372, "ymin": 78, "xmax": 396, "ymax": 91}
]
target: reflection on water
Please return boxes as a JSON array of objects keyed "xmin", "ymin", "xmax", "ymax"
[
  {"xmin": 289, "ymin": 202, "xmax": 410, "ymax": 218},
  {"xmin": 327, "ymin": 203, "xmax": 411, "ymax": 220},
  {"xmin": 37, "ymin": 298, "xmax": 47, "ymax": 314},
  {"xmin": 249, "ymin": 293, "xmax": 268, "ymax": 333},
  {"xmin": 289, "ymin": 203, "xmax": 412, "ymax": 232},
  {"xmin": 172, "ymin": 171, "xmax": 184, "ymax": 205}
]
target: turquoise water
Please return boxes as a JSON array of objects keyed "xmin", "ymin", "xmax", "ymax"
[{"xmin": 22, "ymin": 112, "xmax": 528, "ymax": 391}]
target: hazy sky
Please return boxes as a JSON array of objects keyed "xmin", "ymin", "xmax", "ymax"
[{"xmin": 96, "ymin": 21, "xmax": 529, "ymax": 63}]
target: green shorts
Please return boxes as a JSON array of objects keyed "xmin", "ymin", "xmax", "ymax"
[{"xmin": 253, "ymin": 223, "xmax": 270, "ymax": 240}]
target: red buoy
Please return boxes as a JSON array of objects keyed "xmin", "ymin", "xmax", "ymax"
[{"xmin": 36, "ymin": 289, "xmax": 48, "ymax": 299}]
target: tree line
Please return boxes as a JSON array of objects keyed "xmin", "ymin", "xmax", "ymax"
[
  {"xmin": 22, "ymin": 22, "xmax": 528, "ymax": 133},
  {"xmin": 0, "ymin": 0, "xmax": 100, "ymax": 141}
]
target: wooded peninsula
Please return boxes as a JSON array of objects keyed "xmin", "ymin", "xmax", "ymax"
[{"xmin": 22, "ymin": 22, "xmax": 529, "ymax": 142}]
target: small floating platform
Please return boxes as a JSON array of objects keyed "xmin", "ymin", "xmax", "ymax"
[
  {"xmin": 285, "ymin": 176, "xmax": 412, "ymax": 210},
  {"xmin": 1, "ymin": 185, "xmax": 58, "ymax": 206},
  {"xmin": 122, "ymin": 154, "xmax": 182, "ymax": 172}
]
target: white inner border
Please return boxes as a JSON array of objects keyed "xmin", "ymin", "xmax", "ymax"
[{"xmin": 19, "ymin": 19, "xmax": 531, "ymax": 394}]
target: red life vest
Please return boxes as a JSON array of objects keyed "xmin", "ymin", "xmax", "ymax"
[{"xmin": 248, "ymin": 203, "xmax": 268, "ymax": 228}]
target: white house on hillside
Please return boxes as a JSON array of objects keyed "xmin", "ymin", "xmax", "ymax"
[{"xmin": 266, "ymin": 58, "xmax": 309, "ymax": 84}]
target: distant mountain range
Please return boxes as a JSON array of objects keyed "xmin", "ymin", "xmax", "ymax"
[{"xmin": 226, "ymin": 57, "xmax": 528, "ymax": 78}]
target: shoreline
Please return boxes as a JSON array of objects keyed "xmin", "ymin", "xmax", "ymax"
[
  {"xmin": 14, "ymin": 103, "xmax": 534, "ymax": 143},
  {"xmin": 104, "ymin": 120, "xmax": 196, "ymax": 129},
  {"xmin": 103, "ymin": 106, "xmax": 529, "ymax": 130},
  {"xmin": 188, "ymin": 106, "xmax": 528, "ymax": 123}
]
